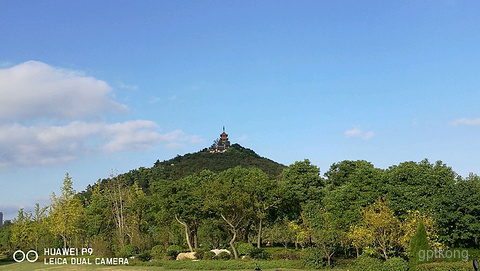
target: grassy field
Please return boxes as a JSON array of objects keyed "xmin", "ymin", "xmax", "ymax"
[
  {"xmin": 0, "ymin": 257, "xmax": 346, "ymax": 271},
  {"xmin": 0, "ymin": 262, "xmax": 320, "ymax": 271}
]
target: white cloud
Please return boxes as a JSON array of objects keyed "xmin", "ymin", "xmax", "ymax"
[
  {"xmin": 0, "ymin": 121, "xmax": 203, "ymax": 167},
  {"xmin": 118, "ymin": 82, "xmax": 138, "ymax": 90},
  {"xmin": 149, "ymin": 97, "xmax": 162, "ymax": 104},
  {"xmin": 102, "ymin": 120, "xmax": 166, "ymax": 152},
  {"xmin": 0, "ymin": 61, "xmax": 127, "ymax": 122},
  {"xmin": 451, "ymin": 118, "xmax": 480, "ymax": 126},
  {"xmin": 344, "ymin": 127, "xmax": 375, "ymax": 139},
  {"xmin": 235, "ymin": 135, "xmax": 248, "ymax": 142},
  {"xmin": 0, "ymin": 61, "xmax": 204, "ymax": 167}
]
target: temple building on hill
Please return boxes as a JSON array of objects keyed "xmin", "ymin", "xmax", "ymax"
[{"xmin": 210, "ymin": 126, "xmax": 231, "ymax": 153}]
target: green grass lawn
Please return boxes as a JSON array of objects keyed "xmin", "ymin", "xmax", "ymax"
[{"xmin": 0, "ymin": 256, "xmax": 347, "ymax": 271}]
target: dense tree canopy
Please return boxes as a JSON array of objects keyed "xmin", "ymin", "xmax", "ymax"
[{"xmin": 2, "ymin": 149, "xmax": 479, "ymax": 268}]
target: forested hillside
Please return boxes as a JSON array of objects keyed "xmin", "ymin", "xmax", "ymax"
[
  {"xmin": 90, "ymin": 143, "xmax": 285, "ymax": 194},
  {"xmin": 1, "ymin": 150, "xmax": 480, "ymax": 270}
]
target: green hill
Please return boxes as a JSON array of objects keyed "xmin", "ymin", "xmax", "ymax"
[
  {"xmin": 111, "ymin": 144, "xmax": 286, "ymax": 192},
  {"xmin": 155, "ymin": 144, "xmax": 285, "ymax": 179}
]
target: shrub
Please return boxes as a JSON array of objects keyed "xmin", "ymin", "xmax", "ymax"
[
  {"xmin": 248, "ymin": 247, "xmax": 272, "ymax": 260},
  {"xmin": 384, "ymin": 257, "xmax": 408, "ymax": 271},
  {"xmin": 90, "ymin": 236, "xmax": 114, "ymax": 257},
  {"xmin": 166, "ymin": 245, "xmax": 184, "ymax": 259},
  {"xmin": 119, "ymin": 244, "xmax": 139, "ymax": 258},
  {"xmin": 438, "ymin": 248, "xmax": 477, "ymax": 263},
  {"xmin": 350, "ymin": 254, "xmax": 384, "ymax": 271},
  {"xmin": 217, "ymin": 251, "xmax": 231, "ymax": 260},
  {"xmin": 203, "ymin": 251, "xmax": 216, "ymax": 260},
  {"xmin": 137, "ymin": 251, "xmax": 151, "ymax": 262},
  {"xmin": 193, "ymin": 248, "xmax": 206, "ymax": 259},
  {"xmin": 150, "ymin": 245, "xmax": 165, "ymax": 259},
  {"xmin": 235, "ymin": 242, "xmax": 254, "ymax": 256},
  {"xmin": 417, "ymin": 262, "xmax": 472, "ymax": 271},
  {"xmin": 301, "ymin": 247, "xmax": 326, "ymax": 269}
]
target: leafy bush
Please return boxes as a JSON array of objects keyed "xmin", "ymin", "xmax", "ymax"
[
  {"xmin": 301, "ymin": 247, "xmax": 326, "ymax": 269},
  {"xmin": 119, "ymin": 244, "xmax": 139, "ymax": 258},
  {"xmin": 350, "ymin": 254, "xmax": 384, "ymax": 271},
  {"xmin": 248, "ymin": 247, "xmax": 272, "ymax": 260},
  {"xmin": 193, "ymin": 248, "xmax": 206, "ymax": 259},
  {"xmin": 235, "ymin": 242, "xmax": 254, "ymax": 256},
  {"xmin": 203, "ymin": 251, "xmax": 216, "ymax": 260},
  {"xmin": 137, "ymin": 251, "xmax": 151, "ymax": 262},
  {"xmin": 150, "ymin": 245, "xmax": 165, "ymax": 259},
  {"xmin": 384, "ymin": 257, "xmax": 408, "ymax": 271},
  {"xmin": 437, "ymin": 248, "xmax": 477, "ymax": 263},
  {"xmin": 166, "ymin": 245, "xmax": 184, "ymax": 259},
  {"xmin": 417, "ymin": 262, "xmax": 472, "ymax": 271},
  {"xmin": 217, "ymin": 251, "xmax": 231, "ymax": 260}
]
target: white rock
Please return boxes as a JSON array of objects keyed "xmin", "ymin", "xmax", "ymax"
[
  {"xmin": 210, "ymin": 249, "xmax": 231, "ymax": 255},
  {"xmin": 176, "ymin": 252, "xmax": 197, "ymax": 260}
]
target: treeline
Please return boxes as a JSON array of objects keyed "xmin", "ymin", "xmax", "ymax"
[{"xmin": 0, "ymin": 158, "xmax": 479, "ymax": 267}]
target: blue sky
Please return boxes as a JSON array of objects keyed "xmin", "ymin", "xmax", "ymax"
[{"xmin": 1, "ymin": 1, "xmax": 480, "ymax": 220}]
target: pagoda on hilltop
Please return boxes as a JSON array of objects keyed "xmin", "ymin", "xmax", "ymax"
[{"xmin": 210, "ymin": 126, "xmax": 231, "ymax": 153}]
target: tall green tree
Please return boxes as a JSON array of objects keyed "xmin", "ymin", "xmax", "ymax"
[
  {"xmin": 171, "ymin": 170, "xmax": 214, "ymax": 251},
  {"xmin": 263, "ymin": 218, "xmax": 296, "ymax": 252},
  {"xmin": 435, "ymin": 173, "xmax": 480, "ymax": 247},
  {"xmin": 84, "ymin": 181, "xmax": 115, "ymax": 255},
  {"xmin": 243, "ymin": 168, "xmax": 283, "ymax": 248},
  {"xmin": 323, "ymin": 160, "xmax": 384, "ymax": 231},
  {"xmin": 409, "ymin": 219, "xmax": 431, "ymax": 271},
  {"xmin": 384, "ymin": 159, "xmax": 457, "ymax": 218},
  {"xmin": 201, "ymin": 167, "xmax": 254, "ymax": 259},
  {"xmin": 49, "ymin": 173, "xmax": 84, "ymax": 249},
  {"xmin": 281, "ymin": 160, "xmax": 324, "ymax": 246},
  {"xmin": 353, "ymin": 197, "xmax": 401, "ymax": 260},
  {"xmin": 311, "ymin": 209, "xmax": 345, "ymax": 266},
  {"xmin": 10, "ymin": 209, "xmax": 33, "ymax": 250},
  {"xmin": 31, "ymin": 203, "xmax": 50, "ymax": 251},
  {"xmin": 0, "ymin": 220, "xmax": 13, "ymax": 251}
]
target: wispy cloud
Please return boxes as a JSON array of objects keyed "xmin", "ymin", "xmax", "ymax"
[
  {"xmin": 234, "ymin": 135, "xmax": 248, "ymax": 142},
  {"xmin": 0, "ymin": 121, "xmax": 203, "ymax": 167},
  {"xmin": 451, "ymin": 118, "xmax": 480, "ymax": 126},
  {"xmin": 344, "ymin": 127, "xmax": 375, "ymax": 139},
  {"xmin": 149, "ymin": 97, "xmax": 162, "ymax": 104},
  {"xmin": 118, "ymin": 82, "xmax": 138, "ymax": 90}
]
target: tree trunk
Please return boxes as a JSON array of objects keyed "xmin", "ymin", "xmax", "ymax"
[
  {"xmin": 221, "ymin": 214, "xmax": 239, "ymax": 259},
  {"xmin": 62, "ymin": 234, "xmax": 67, "ymax": 249},
  {"xmin": 193, "ymin": 220, "xmax": 198, "ymax": 249},
  {"xmin": 257, "ymin": 217, "xmax": 263, "ymax": 248},
  {"xmin": 229, "ymin": 229, "xmax": 238, "ymax": 259},
  {"xmin": 194, "ymin": 233, "xmax": 198, "ymax": 249},
  {"xmin": 321, "ymin": 244, "xmax": 334, "ymax": 266},
  {"xmin": 382, "ymin": 247, "xmax": 388, "ymax": 260},
  {"xmin": 175, "ymin": 214, "xmax": 193, "ymax": 252}
]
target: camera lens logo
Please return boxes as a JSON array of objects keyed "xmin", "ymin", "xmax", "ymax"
[{"xmin": 13, "ymin": 250, "xmax": 38, "ymax": 263}]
